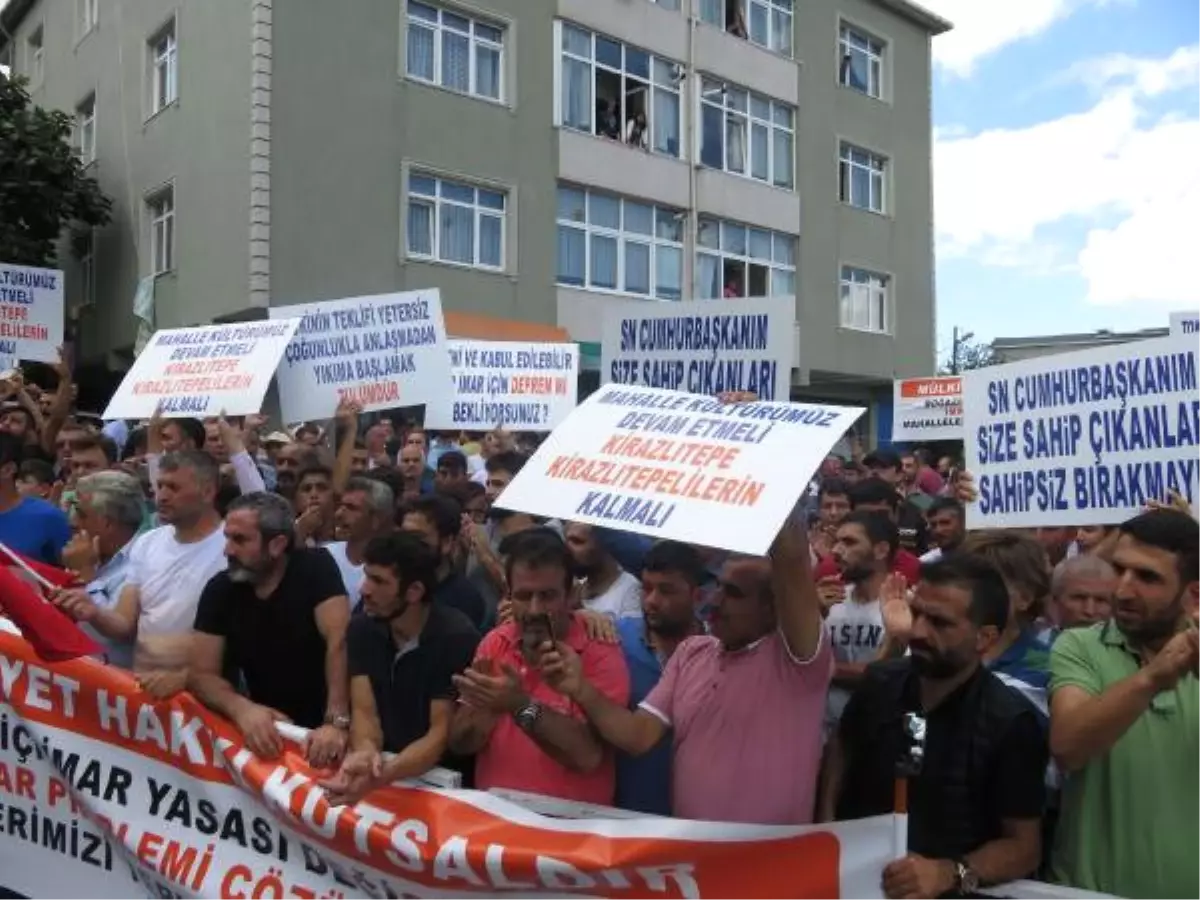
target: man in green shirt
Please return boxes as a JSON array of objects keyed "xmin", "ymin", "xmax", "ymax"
[{"xmin": 1049, "ymin": 508, "xmax": 1198, "ymax": 899}]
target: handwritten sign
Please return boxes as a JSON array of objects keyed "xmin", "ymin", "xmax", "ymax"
[
  {"xmin": 1170, "ymin": 311, "xmax": 1199, "ymax": 337},
  {"xmin": 892, "ymin": 376, "xmax": 964, "ymax": 442},
  {"xmin": 495, "ymin": 384, "xmax": 864, "ymax": 555},
  {"xmin": 601, "ymin": 296, "xmax": 796, "ymax": 402},
  {"xmin": 424, "ymin": 340, "xmax": 579, "ymax": 432},
  {"xmin": 0, "ymin": 263, "xmax": 64, "ymax": 363},
  {"xmin": 964, "ymin": 334, "xmax": 1200, "ymax": 528},
  {"xmin": 102, "ymin": 320, "xmax": 300, "ymax": 420},
  {"xmin": 270, "ymin": 289, "xmax": 453, "ymax": 423}
]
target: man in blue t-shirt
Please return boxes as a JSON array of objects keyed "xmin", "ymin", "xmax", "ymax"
[
  {"xmin": 0, "ymin": 433, "xmax": 71, "ymax": 565},
  {"xmin": 614, "ymin": 540, "xmax": 707, "ymax": 816}
]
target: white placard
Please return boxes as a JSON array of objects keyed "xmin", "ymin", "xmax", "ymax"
[
  {"xmin": 892, "ymin": 376, "xmax": 964, "ymax": 442},
  {"xmin": 964, "ymin": 334, "xmax": 1199, "ymax": 529},
  {"xmin": 424, "ymin": 339, "xmax": 579, "ymax": 432},
  {"xmin": 270, "ymin": 289, "xmax": 453, "ymax": 423},
  {"xmin": 494, "ymin": 384, "xmax": 865, "ymax": 555},
  {"xmin": 600, "ymin": 296, "xmax": 796, "ymax": 402},
  {"xmin": 102, "ymin": 320, "xmax": 300, "ymax": 420},
  {"xmin": 1170, "ymin": 311, "xmax": 1199, "ymax": 337},
  {"xmin": 0, "ymin": 262, "xmax": 64, "ymax": 363}
]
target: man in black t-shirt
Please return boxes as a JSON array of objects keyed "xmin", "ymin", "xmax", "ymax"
[
  {"xmin": 321, "ymin": 532, "xmax": 479, "ymax": 807},
  {"xmin": 189, "ymin": 492, "xmax": 351, "ymax": 768},
  {"xmin": 817, "ymin": 554, "xmax": 1046, "ymax": 898},
  {"xmin": 400, "ymin": 493, "xmax": 487, "ymax": 629}
]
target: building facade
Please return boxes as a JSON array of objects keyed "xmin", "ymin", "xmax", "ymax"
[
  {"xmin": 1, "ymin": 0, "xmax": 949, "ymax": 434},
  {"xmin": 991, "ymin": 327, "xmax": 1171, "ymax": 365}
]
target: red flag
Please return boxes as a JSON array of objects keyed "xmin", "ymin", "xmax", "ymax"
[
  {"xmin": 0, "ymin": 561, "xmax": 102, "ymax": 662},
  {"xmin": 3, "ymin": 549, "xmax": 78, "ymax": 589}
]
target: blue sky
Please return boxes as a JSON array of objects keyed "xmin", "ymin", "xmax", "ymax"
[{"xmin": 925, "ymin": 0, "xmax": 1200, "ymax": 359}]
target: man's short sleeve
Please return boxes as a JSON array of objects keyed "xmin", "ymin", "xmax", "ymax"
[
  {"xmin": 346, "ymin": 616, "xmax": 373, "ymax": 680},
  {"xmin": 193, "ymin": 575, "xmax": 234, "ymax": 638},
  {"xmin": 304, "ymin": 549, "xmax": 349, "ymax": 612},
  {"xmin": 582, "ymin": 640, "xmax": 630, "ymax": 708},
  {"xmin": 1049, "ymin": 626, "xmax": 1103, "ymax": 697},
  {"xmin": 640, "ymin": 639, "xmax": 691, "ymax": 725},
  {"xmin": 991, "ymin": 708, "xmax": 1049, "ymax": 820}
]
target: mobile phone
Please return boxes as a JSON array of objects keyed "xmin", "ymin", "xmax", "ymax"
[{"xmin": 522, "ymin": 612, "xmax": 555, "ymax": 655}]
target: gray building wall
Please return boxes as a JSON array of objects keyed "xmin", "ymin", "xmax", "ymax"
[{"xmin": 3, "ymin": 0, "xmax": 253, "ymax": 361}]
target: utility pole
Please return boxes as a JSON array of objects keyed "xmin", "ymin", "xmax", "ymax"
[{"xmin": 951, "ymin": 326, "xmax": 974, "ymax": 375}]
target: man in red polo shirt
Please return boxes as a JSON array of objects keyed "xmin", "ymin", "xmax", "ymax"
[{"xmin": 448, "ymin": 528, "xmax": 629, "ymax": 804}]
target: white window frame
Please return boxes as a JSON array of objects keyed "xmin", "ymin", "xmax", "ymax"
[
  {"xmin": 76, "ymin": 0, "xmax": 99, "ymax": 42},
  {"xmin": 839, "ymin": 142, "xmax": 887, "ymax": 213},
  {"xmin": 76, "ymin": 93, "xmax": 97, "ymax": 165},
  {"xmin": 555, "ymin": 185, "xmax": 684, "ymax": 301},
  {"xmin": 649, "ymin": 0, "xmax": 681, "ymax": 8},
  {"xmin": 404, "ymin": 1, "xmax": 505, "ymax": 103},
  {"xmin": 698, "ymin": 0, "xmax": 793, "ymax": 57},
  {"xmin": 698, "ymin": 77, "xmax": 794, "ymax": 189},
  {"xmin": 405, "ymin": 171, "xmax": 508, "ymax": 272},
  {"xmin": 840, "ymin": 265, "xmax": 890, "ymax": 334},
  {"xmin": 148, "ymin": 18, "xmax": 178, "ymax": 116},
  {"xmin": 694, "ymin": 216, "xmax": 796, "ymax": 299},
  {"xmin": 26, "ymin": 24, "xmax": 44, "ymax": 87},
  {"xmin": 839, "ymin": 24, "xmax": 884, "ymax": 99},
  {"xmin": 146, "ymin": 186, "xmax": 176, "ymax": 276},
  {"xmin": 556, "ymin": 21, "xmax": 683, "ymax": 160}
]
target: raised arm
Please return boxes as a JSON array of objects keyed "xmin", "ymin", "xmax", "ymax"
[{"xmin": 770, "ymin": 512, "xmax": 823, "ymax": 660}]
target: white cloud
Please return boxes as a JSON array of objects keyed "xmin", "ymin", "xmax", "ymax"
[
  {"xmin": 935, "ymin": 46, "xmax": 1200, "ymax": 309},
  {"xmin": 924, "ymin": 0, "xmax": 1107, "ymax": 77},
  {"xmin": 1055, "ymin": 44, "xmax": 1200, "ymax": 97}
]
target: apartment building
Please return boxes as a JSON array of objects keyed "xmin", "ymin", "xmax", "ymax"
[{"xmin": 0, "ymin": 0, "xmax": 950, "ymax": 429}]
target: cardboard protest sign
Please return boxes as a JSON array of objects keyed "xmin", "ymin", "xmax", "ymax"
[
  {"xmin": 1170, "ymin": 311, "xmax": 1198, "ymax": 337},
  {"xmin": 891, "ymin": 376, "xmax": 964, "ymax": 442},
  {"xmin": 600, "ymin": 296, "xmax": 796, "ymax": 402},
  {"xmin": 102, "ymin": 320, "xmax": 300, "ymax": 420},
  {"xmin": 494, "ymin": 384, "xmax": 864, "ymax": 555},
  {"xmin": 270, "ymin": 290, "xmax": 453, "ymax": 423},
  {"xmin": 964, "ymin": 334, "xmax": 1199, "ymax": 528},
  {"xmin": 0, "ymin": 263, "xmax": 64, "ymax": 363},
  {"xmin": 424, "ymin": 339, "xmax": 579, "ymax": 432}
]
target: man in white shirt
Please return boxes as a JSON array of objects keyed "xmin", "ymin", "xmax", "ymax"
[
  {"xmin": 56, "ymin": 450, "xmax": 228, "ymax": 697},
  {"xmin": 920, "ymin": 497, "xmax": 966, "ymax": 565},
  {"xmin": 564, "ymin": 521, "xmax": 642, "ymax": 620},
  {"xmin": 324, "ymin": 475, "xmax": 395, "ymax": 610}
]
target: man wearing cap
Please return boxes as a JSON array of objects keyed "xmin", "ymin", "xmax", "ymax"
[{"xmin": 861, "ymin": 450, "xmax": 930, "ymax": 556}]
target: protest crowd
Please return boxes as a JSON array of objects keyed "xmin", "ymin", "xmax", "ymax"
[{"xmin": 0, "ymin": 345, "xmax": 1195, "ymax": 900}]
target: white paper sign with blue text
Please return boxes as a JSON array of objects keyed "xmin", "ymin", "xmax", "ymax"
[
  {"xmin": 1170, "ymin": 311, "xmax": 1199, "ymax": 337},
  {"xmin": 0, "ymin": 263, "xmax": 64, "ymax": 363},
  {"xmin": 964, "ymin": 334, "xmax": 1199, "ymax": 529},
  {"xmin": 494, "ymin": 384, "xmax": 865, "ymax": 555},
  {"xmin": 102, "ymin": 319, "xmax": 301, "ymax": 420},
  {"xmin": 425, "ymin": 339, "xmax": 580, "ymax": 432},
  {"xmin": 270, "ymin": 289, "xmax": 453, "ymax": 423},
  {"xmin": 600, "ymin": 296, "xmax": 796, "ymax": 402}
]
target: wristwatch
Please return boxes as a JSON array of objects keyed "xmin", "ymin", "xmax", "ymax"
[
  {"xmin": 324, "ymin": 713, "xmax": 351, "ymax": 731},
  {"xmin": 513, "ymin": 701, "xmax": 543, "ymax": 733},
  {"xmin": 954, "ymin": 859, "xmax": 980, "ymax": 895}
]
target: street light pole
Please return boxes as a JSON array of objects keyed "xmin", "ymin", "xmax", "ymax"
[{"xmin": 951, "ymin": 327, "xmax": 974, "ymax": 375}]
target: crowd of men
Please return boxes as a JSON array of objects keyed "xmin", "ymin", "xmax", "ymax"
[{"xmin": 0, "ymin": 364, "xmax": 1195, "ymax": 900}]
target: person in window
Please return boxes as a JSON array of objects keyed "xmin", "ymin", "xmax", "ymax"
[
  {"xmin": 321, "ymin": 533, "xmax": 480, "ymax": 807},
  {"xmin": 625, "ymin": 111, "xmax": 648, "ymax": 150},
  {"xmin": 726, "ymin": 1, "xmax": 747, "ymax": 37},
  {"xmin": 189, "ymin": 491, "xmax": 351, "ymax": 768},
  {"xmin": 597, "ymin": 98, "xmax": 621, "ymax": 140},
  {"xmin": 818, "ymin": 554, "xmax": 1047, "ymax": 898}
]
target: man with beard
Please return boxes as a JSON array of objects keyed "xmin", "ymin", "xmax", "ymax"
[
  {"xmin": 401, "ymin": 494, "xmax": 487, "ymax": 629},
  {"xmin": 564, "ymin": 521, "xmax": 643, "ymax": 619},
  {"xmin": 614, "ymin": 541, "xmax": 706, "ymax": 815},
  {"xmin": 920, "ymin": 497, "xmax": 966, "ymax": 564},
  {"xmin": 1048, "ymin": 509, "xmax": 1198, "ymax": 898},
  {"xmin": 323, "ymin": 476, "xmax": 395, "ymax": 610},
  {"xmin": 817, "ymin": 554, "xmax": 1046, "ymax": 898},
  {"xmin": 188, "ymin": 492, "xmax": 351, "ymax": 768},
  {"xmin": 320, "ymin": 533, "xmax": 480, "ymax": 807}
]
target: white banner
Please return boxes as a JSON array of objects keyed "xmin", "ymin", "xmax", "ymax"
[
  {"xmin": 102, "ymin": 320, "xmax": 300, "ymax": 420},
  {"xmin": 271, "ymin": 290, "xmax": 453, "ymax": 423},
  {"xmin": 892, "ymin": 376, "xmax": 964, "ymax": 442},
  {"xmin": 494, "ymin": 384, "xmax": 864, "ymax": 555},
  {"xmin": 0, "ymin": 262, "xmax": 64, "ymax": 363},
  {"xmin": 425, "ymin": 340, "xmax": 579, "ymax": 432},
  {"xmin": 963, "ymin": 334, "xmax": 1199, "ymax": 529},
  {"xmin": 600, "ymin": 297, "xmax": 796, "ymax": 402},
  {"xmin": 1169, "ymin": 311, "xmax": 1199, "ymax": 337}
]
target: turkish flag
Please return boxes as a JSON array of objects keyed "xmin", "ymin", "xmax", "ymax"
[{"xmin": 0, "ymin": 551, "xmax": 101, "ymax": 662}]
